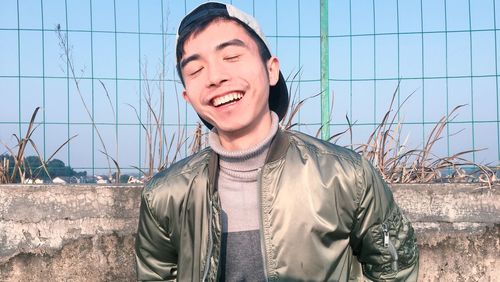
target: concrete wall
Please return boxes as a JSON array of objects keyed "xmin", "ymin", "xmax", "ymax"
[{"xmin": 0, "ymin": 184, "xmax": 498, "ymax": 281}]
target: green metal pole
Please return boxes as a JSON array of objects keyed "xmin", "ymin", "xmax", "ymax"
[{"xmin": 320, "ymin": 0, "xmax": 330, "ymax": 140}]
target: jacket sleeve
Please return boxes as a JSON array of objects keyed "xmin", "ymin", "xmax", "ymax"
[
  {"xmin": 349, "ymin": 157, "xmax": 419, "ymax": 281},
  {"xmin": 135, "ymin": 191, "xmax": 178, "ymax": 281}
]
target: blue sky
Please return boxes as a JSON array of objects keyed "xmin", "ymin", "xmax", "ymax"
[{"xmin": 1, "ymin": 0, "xmax": 499, "ymax": 174}]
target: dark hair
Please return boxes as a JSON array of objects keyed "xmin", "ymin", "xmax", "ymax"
[{"xmin": 176, "ymin": 15, "xmax": 272, "ymax": 85}]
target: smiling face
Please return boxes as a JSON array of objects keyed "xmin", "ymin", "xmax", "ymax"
[{"xmin": 180, "ymin": 19, "xmax": 280, "ymax": 150}]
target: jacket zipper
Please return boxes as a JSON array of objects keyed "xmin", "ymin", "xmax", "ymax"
[
  {"xmin": 257, "ymin": 168, "xmax": 270, "ymax": 280},
  {"xmin": 202, "ymin": 195, "xmax": 214, "ymax": 281},
  {"xmin": 382, "ymin": 223, "xmax": 399, "ymax": 272}
]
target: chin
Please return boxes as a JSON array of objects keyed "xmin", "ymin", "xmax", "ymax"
[
  {"xmin": 214, "ymin": 121, "xmax": 249, "ymax": 133},
  {"xmin": 215, "ymin": 124, "xmax": 244, "ymax": 133}
]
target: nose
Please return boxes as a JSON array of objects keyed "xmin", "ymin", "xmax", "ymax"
[{"xmin": 206, "ymin": 62, "xmax": 229, "ymax": 87}]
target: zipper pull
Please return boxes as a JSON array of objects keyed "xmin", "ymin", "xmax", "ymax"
[
  {"xmin": 383, "ymin": 223, "xmax": 399, "ymax": 272},
  {"xmin": 382, "ymin": 223, "xmax": 389, "ymax": 247}
]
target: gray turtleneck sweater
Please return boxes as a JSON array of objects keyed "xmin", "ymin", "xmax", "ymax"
[{"xmin": 208, "ymin": 112, "xmax": 279, "ymax": 282}]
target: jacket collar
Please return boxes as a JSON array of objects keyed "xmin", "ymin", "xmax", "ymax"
[
  {"xmin": 208, "ymin": 149, "xmax": 219, "ymax": 194},
  {"xmin": 264, "ymin": 128, "xmax": 290, "ymax": 163}
]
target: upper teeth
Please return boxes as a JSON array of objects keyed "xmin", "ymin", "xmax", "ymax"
[{"xmin": 212, "ymin": 93, "xmax": 243, "ymax": 107}]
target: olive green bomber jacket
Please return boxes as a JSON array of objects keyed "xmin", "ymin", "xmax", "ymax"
[{"xmin": 135, "ymin": 129, "xmax": 419, "ymax": 281}]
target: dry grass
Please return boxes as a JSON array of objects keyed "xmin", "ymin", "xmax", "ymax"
[
  {"xmin": 126, "ymin": 62, "xmax": 197, "ymax": 181},
  {"xmin": 0, "ymin": 107, "xmax": 76, "ymax": 184},
  {"xmin": 2, "ymin": 79, "xmax": 497, "ymax": 186},
  {"xmin": 2, "ymin": 62, "xmax": 496, "ymax": 187},
  {"xmin": 56, "ymin": 27, "xmax": 119, "ymax": 182},
  {"xmin": 4, "ymin": 28, "xmax": 496, "ymax": 186},
  {"xmin": 55, "ymin": 24, "xmax": 201, "ymax": 183},
  {"xmin": 282, "ymin": 80, "xmax": 498, "ymax": 187}
]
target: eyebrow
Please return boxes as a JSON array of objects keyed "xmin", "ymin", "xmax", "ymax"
[
  {"xmin": 216, "ymin": 38, "xmax": 247, "ymax": 51},
  {"xmin": 180, "ymin": 54, "xmax": 200, "ymax": 70},
  {"xmin": 180, "ymin": 39, "xmax": 248, "ymax": 69}
]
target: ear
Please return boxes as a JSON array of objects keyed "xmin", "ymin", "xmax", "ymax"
[
  {"xmin": 267, "ymin": 56, "xmax": 280, "ymax": 86},
  {"xmin": 182, "ymin": 90, "xmax": 192, "ymax": 104}
]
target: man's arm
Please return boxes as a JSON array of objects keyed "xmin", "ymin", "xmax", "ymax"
[
  {"xmin": 135, "ymin": 192, "xmax": 178, "ymax": 281},
  {"xmin": 349, "ymin": 157, "xmax": 419, "ymax": 281}
]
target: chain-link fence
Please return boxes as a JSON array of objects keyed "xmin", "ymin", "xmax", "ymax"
[{"xmin": 1, "ymin": 0, "xmax": 498, "ymax": 178}]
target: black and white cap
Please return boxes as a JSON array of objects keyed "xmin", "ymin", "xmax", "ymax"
[{"xmin": 176, "ymin": 2, "xmax": 289, "ymax": 129}]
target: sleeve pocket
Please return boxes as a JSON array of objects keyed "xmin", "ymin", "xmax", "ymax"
[{"xmin": 359, "ymin": 206, "xmax": 418, "ymax": 281}]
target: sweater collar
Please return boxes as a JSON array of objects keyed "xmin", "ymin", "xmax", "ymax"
[
  {"xmin": 207, "ymin": 115, "xmax": 290, "ymax": 194},
  {"xmin": 208, "ymin": 112, "xmax": 279, "ymax": 162}
]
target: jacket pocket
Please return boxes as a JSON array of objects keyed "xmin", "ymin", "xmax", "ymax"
[
  {"xmin": 382, "ymin": 222, "xmax": 399, "ymax": 272},
  {"xmin": 360, "ymin": 206, "xmax": 418, "ymax": 280}
]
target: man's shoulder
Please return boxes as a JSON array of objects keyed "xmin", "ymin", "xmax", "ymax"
[
  {"xmin": 144, "ymin": 147, "xmax": 212, "ymax": 194},
  {"xmin": 287, "ymin": 130, "xmax": 362, "ymax": 165}
]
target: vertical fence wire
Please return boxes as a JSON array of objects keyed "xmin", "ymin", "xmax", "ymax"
[
  {"xmin": 444, "ymin": 0, "xmax": 451, "ymax": 162},
  {"xmin": 467, "ymin": 0, "xmax": 476, "ymax": 162},
  {"xmin": 64, "ymin": 0, "xmax": 70, "ymax": 167},
  {"xmin": 137, "ymin": 0, "xmax": 142, "ymax": 175},
  {"xmin": 16, "ymin": 0, "xmax": 21, "ymax": 138},
  {"xmin": 161, "ymin": 0, "xmax": 166, "ymax": 168},
  {"xmin": 320, "ymin": 0, "xmax": 330, "ymax": 140},
  {"xmin": 495, "ymin": 0, "xmax": 500, "ymax": 162},
  {"xmin": 275, "ymin": 0, "xmax": 278, "ymax": 56},
  {"xmin": 40, "ymin": 0, "xmax": 46, "ymax": 159},
  {"xmin": 372, "ymin": 0, "xmax": 377, "ymax": 133},
  {"xmin": 90, "ymin": 0, "xmax": 95, "ymax": 176},
  {"xmin": 396, "ymin": 0, "xmax": 401, "ymax": 123},
  {"xmin": 420, "ymin": 0, "xmax": 425, "ymax": 147},
  {"xmin": 184, "ymin": 0, "xmax": 188, "ymax": 157},
  {"xmin": 113, "ymin": 0, "xmax": 119, "ymax": 168},
  {"xmin": 349, "ymin": 0, "xmax": 353, "ymax": 139},
  {"xmin": 297, "ymin": 0, "xmax": 302, "ymax": 131}
]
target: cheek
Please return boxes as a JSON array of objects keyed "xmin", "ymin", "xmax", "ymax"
[
  {"xmin": 183, "ymin": 86, "xmax": 202, "ymax": 106},
  {"xmin": 186, "ymin": 93, "xmax": 201, "ymax": 107},
  {"xmin": 244, "ymin": 64, "xmax": 269, "ymax": 85},
  {"xmin": 184, "ymin": 82, "xmax": 203, "ymax": 101}
]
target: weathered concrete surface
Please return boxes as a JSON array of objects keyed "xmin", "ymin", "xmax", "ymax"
[
  {"xmin": 391, "ymin": 184, "xmax": 500, "ymax": 282},
  {"xmin": 0, "ymin": 185, "xmax": 141, "ymax": 282},
  {"xmin": 0, "ymin": 184, "xmax": 498, "ymax": 281}
]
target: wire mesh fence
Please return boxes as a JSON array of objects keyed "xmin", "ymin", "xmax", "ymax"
[{"xmin": 0, "ymin": 0, "xmax": 499, "ymax": 178}]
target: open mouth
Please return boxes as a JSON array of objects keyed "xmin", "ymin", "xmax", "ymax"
[{"xmin": 212, "ymin": 92, "xmax": 244, "ymax": 107}]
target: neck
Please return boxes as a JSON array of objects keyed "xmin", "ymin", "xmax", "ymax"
[
  {"xmin": 218, "ymin": 111, "xmax": 274, "ymax": 151},
  {"xmin": 209, "ymin": 111, "xmax": 278, "ymax": 152}
]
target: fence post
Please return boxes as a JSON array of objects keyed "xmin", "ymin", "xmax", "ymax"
[{"xmin": 320, "ymin": 0, "xmax": 330, "ymax": 140}]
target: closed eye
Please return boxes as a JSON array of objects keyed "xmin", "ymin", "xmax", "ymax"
[
  {"xmin": 189, "ymin": 67, "xmax": 203, "ymax": 76},
  {"xmin": 224, "ymin": 55, "xmax": 240, "ymax": 62}
]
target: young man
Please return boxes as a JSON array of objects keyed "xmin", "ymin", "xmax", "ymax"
[{"xmin": 135, "ymin": 2, "xmax": 419, "ymax": 281}]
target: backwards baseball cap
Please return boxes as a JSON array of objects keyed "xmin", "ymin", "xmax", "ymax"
[{"xmin": 176, "ymin": 2, "xmax": 289, "ymax": 129}]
